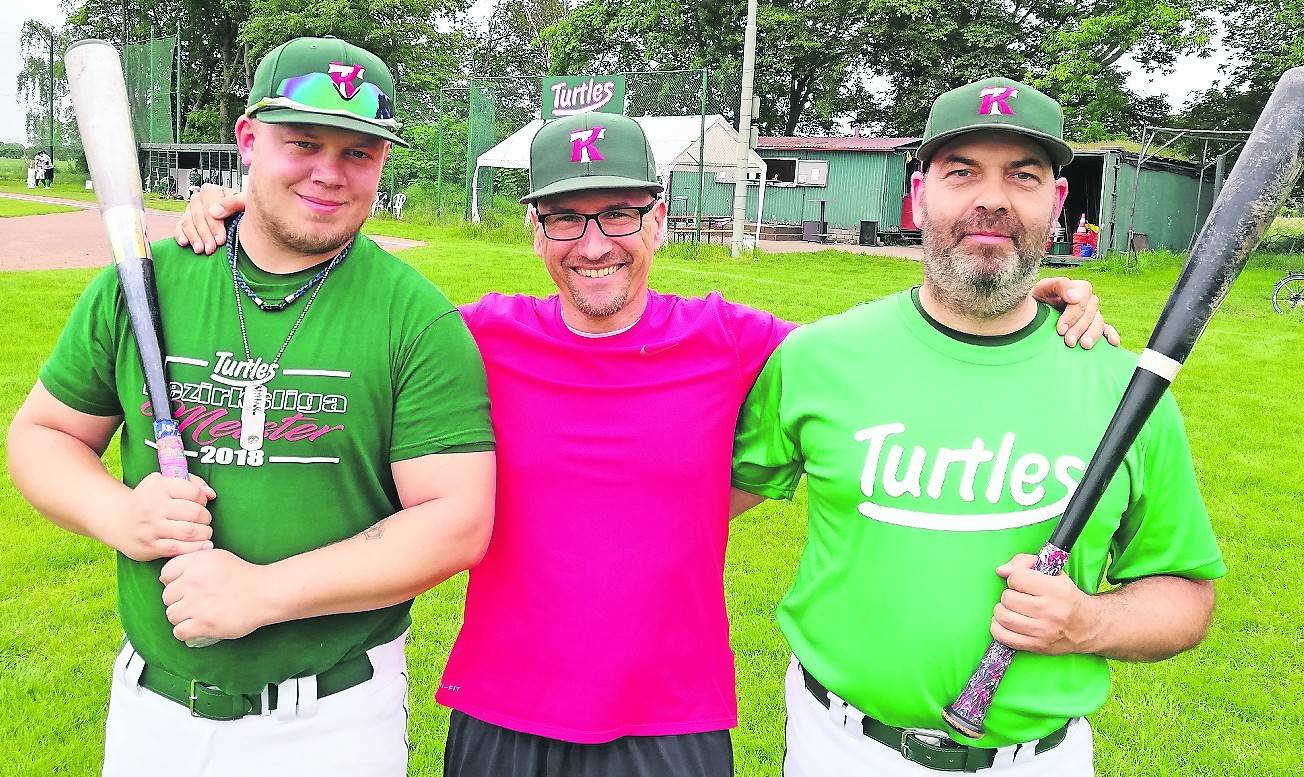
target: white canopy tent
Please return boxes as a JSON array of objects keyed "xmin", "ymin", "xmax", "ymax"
[{"xmin": 472, "ymin": 114, "xmax": 766, "ymax": 243}]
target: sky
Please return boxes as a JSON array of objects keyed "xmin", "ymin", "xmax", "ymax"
[{"xmin": 0, "ymin": 0, "xmax": 1235, "ymax": 145}]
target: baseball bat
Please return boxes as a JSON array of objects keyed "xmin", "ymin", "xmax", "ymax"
[
  {"xmin": 942, "ymin": 66, "xmax": 1304, "ymax": 740},
  {"xmin": 65, "ymin": 40, "xmax": 218, "ymax": 648}
]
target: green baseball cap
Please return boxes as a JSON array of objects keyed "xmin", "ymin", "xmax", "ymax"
[
  {"xmin": 245, "ymin": 36, "xmax": 407, "ymax": 147},
  {"xmin": 521, "ymin": 113, "xmax": 662, "ymax": 203},
  {"xmin": 918, "ymin": 77, "xmax": 1072, "ymax": 167}
]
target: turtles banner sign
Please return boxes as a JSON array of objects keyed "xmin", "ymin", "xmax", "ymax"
[{"xmin": 542, "ymin": 75, "xmax": 626, "ymax": 119}]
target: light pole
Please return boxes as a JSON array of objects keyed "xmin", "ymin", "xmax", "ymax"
[
  {"xmin": 730, "ymin": 0, "xmax": 759, "ymax": 257},
  {"xmin": 48, "ymin": 30, "xmax": 55, "ymax": 164}
]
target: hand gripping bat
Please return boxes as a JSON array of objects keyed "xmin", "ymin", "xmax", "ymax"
[
  {"xmin": 65, "ymin": 40, "xmax": 219, "ymax": 648},
  {"xmin": 942, "ymin": 66, "xmax": 1304, "ymax": 739}
]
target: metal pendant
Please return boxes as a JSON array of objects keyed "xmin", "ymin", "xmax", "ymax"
[{"xmin": 240, "ymin": 383, "xmax": 269, "ymax": 451}]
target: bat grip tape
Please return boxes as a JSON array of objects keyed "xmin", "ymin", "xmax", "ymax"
[{"xmin": 1137, "ymin": 348, "xmax": 1182, "ymax": 382}]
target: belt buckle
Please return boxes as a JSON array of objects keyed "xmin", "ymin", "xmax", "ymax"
[
  {"xmin": 899, "ymin": 727, "xmax": 942, "ymax": 759},
  {"xmin": 188, "ymin": 679, "xmax": 202, "ymax": 717}
]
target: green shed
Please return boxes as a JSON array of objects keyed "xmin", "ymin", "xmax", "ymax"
[
  {"xmin": 665, "ymin": 136, "xmax": 917, "ymax": 236},
  {"xmin": 1059, "ymin": 144, "xmax": 1216, "ymax": 254},
  {"xmin": 666, "ymin": 135, "xmax": 1215, "ymax": 254}
]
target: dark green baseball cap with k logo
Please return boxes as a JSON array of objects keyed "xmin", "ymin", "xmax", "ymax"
[
  {"xmin": 521, "ymin": 113, "xmax": 663, "ymax": 203},
  {"xmin": 245, "ymin": 36, "xmax": 407, "ymax": 147},
  {"xmin": 919, "ymin": 77, "xmax": 1072, "ymax": 167}
]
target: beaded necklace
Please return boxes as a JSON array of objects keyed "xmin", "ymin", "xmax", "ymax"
[{"xmin": 225, "ymin": 213, "xmax": 352, "ymax": 451}]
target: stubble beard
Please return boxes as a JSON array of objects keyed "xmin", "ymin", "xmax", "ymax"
[
  {"xmin": 921, "ymin": 210, "xmax": 1050, "ymax": 319},
  {"xmin": 565, "ymin": 253, "xmax": 635, "ymax": 319},
  {"xmin": 248, "ymin": 178, "xmax": 365, "ymax": 256}
]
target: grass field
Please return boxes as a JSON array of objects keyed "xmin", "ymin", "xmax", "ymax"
[
  {"xmin": 0, "ymin": 198, "xmax": 79, "ymax": 218},
  {"xmin": 1, "ymin": 228, "xmax": 1301, "ymax": 776},
  {"xmin": 0, "ymin": 175, "xmax": 188, "ymax": 213}
]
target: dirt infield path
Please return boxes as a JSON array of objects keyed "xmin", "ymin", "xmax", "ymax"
[{"xmin": 0, "ymin": 193, "xmax": 425, "ymax": 272}]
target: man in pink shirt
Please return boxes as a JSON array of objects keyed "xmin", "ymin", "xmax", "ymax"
[{"xmin": 176, "ymin": 112, "xmax": 1114, "ymax": 776}]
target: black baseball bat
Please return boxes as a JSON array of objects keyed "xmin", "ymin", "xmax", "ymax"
[{"xmin": 942, "ymin": 65, "xmax": 1304, "ymax": 739}]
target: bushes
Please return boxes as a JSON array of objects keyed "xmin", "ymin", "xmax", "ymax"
[{"xmin": 370, "ymin": 179, "xmax": 532, "ymax": 243}]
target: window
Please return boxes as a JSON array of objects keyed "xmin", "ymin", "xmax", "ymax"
[
  {"xmin": 796, "ymin": 160, "xmax": 828, "ymax": 186},
  {"xmin": 766, "ymin": 158, "xmax": 797, "ymax": 184}
]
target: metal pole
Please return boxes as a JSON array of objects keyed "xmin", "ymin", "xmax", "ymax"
[
  {"xmin": 175, "ymin": 22, "xmax": 182, "ymax": 142},
  {"xmin": 1125, "ymin": 126, "xmax": 1154, "ymax": 262},
  {"xmin": 730, "ymin": 0, "xmax": 758, "ymax": 257},
  {"xmin": 1213, "ymin": 150, "xmax": 1226, "ymax": 202},
  {"xmin": 48, "ymin": 32, "xmax": 55, "ymax": 164},
  {"xmin": 436, "ymin": 89, "xmax": 444, "ymax": 217},
  {"xmin": 694, "ymin": 68, "xmax": 707, "ymax": 244}
]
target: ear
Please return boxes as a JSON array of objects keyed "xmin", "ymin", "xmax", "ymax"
[
  {"xmin": 648, "ymin": 198, "xmax": 668, "ymax": 251},
  {"xmin": 235, "ymin": 116, "xmax": 257, "ymax": 168},
  {"xmin": 1051, "ymin": 176, "xmax": 1069, "ymax": 226},
  {"xmin": 528, "ymin": 206, "xmax": 546, "ymax": 255},
  {"xmin": 910, "ymin": 170, "xmax": 926, "ymax": 220}
]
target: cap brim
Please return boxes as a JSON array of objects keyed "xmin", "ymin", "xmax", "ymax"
[
  {"xmin": 253, "ymin": 107, "xmax": 409, "ymax": 147},
  {"xmin": 521, "ymin": 174, "xmax": 664, "ymax": 204},
  {"xmin": 918, "ymin": 125, "xmax": 1073, "ymax": 167}
]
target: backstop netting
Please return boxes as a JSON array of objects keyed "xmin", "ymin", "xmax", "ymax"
[{"xmin": 124, "ymin": 35, "xmax": 177, "ymax": 144}]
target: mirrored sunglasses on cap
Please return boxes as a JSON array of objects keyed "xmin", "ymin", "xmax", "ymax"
[{"xmin": 246, "ymin": 72, "xmax": 399, "ymax": 128}]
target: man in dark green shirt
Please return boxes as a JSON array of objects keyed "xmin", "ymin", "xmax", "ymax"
[{"xmin": 7, "ymin": 37, "xmax": 495, "ymax": 777}]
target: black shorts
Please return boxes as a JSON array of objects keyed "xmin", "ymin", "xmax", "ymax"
[{"xmin": 443, "ymin": 710, "xmax": 734, "ymax": 777}]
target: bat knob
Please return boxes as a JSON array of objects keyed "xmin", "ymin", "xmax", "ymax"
[{"xmin": 941, "ymin": 705, "xmax": 985, "ymax": 740}]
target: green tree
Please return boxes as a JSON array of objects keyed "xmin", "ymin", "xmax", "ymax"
[
  {"xmin": 241, "ymin": 0, "xmax": 474, "ymax": 117},
  {"xmin": 1035, "ymin": 0, "xmax": 1214, "ymax": 141},
  {"xmin": 1181, "ymin": 0, "xmax": 1303, "ymax": 131},
  {"xmin": 544, "ymin": 0, "xmax": 887, "ymax": 134},
  {"xmin": 64, "ymin": 0, "xmax": 252, "ymax": 142},
  {"xmin": 15, "ymin": 20, "xmax": 75, "ymax": 159}
]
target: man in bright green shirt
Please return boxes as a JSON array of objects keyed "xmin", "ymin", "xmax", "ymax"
[
  {"xmin": 7, "ymin": 37, "xmax": 494, "ymax": 776},
  {"xmin": 732, "ymin": 78, "xmax": 1224, "ymax": 775}
]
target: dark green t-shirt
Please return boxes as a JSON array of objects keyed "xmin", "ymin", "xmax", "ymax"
[
  {"xmin": 733, "ymin": 289, "xmax": 1225, "ymax": 747},
  {"xmin": 40, "ymin": 235, "xmax": 494, "ymax": 694}
]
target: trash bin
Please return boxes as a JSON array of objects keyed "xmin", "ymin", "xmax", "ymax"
[
  {"xmin": 859, "ymin": 220, "xmax": 879, "ymax": 246},
  {"xmin": 802, "ymin": 220, "xmax": 826, "ymax": 242}
]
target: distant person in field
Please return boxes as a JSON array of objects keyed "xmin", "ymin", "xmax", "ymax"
[
  {"xmin": 177, "ymin": 111, "xmax": 1116, "ymax": 776},
  {"xmin": 7, "ymin": 36, "xmax": 494, "ymax": 777},
  {"xmin": 33, "ymin": 148, "xmax": 53, "ymax": 188},
  {"xmin": 731, "ymin": 78, "xmax": 1224, "ymax": 776}
]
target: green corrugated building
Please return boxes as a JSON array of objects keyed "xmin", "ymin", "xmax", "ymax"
[
  {"xmin": 667, "ymin": 136, "xmax": 916, "ymax": 237},
  {"xmin": 668, "ymin": 135, "xmax": 1216, "ymax": 254}
]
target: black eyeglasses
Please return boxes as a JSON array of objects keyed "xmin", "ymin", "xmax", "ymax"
[{"xmin": 535, "ymin": 201, "xmax": 658, "ymax": 241}]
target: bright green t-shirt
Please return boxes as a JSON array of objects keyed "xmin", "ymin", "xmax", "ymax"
[
  {"xmin": 39, "ymin": 235, "xmax": 494, "ymax": 694},
  {"xmin": 732, "ymin": 289, "xmax": 1225, "ymax": 747}
]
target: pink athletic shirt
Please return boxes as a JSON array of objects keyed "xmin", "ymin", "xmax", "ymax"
[{"xmin": 437, "ymin": 290, "xmax": 795, "ymax": 743}]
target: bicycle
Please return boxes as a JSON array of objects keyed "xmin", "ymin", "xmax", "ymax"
[{"xmin": 1273, "ymin": 271, "xmax": 1304, "ymax": 315}]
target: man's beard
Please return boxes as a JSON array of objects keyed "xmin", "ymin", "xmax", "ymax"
[
  {"xmin": 564, "ymin": 254, "xmax": 634, "ymax": 319},
  {"xmin": 249, "ymin": 180, "xmax": 364, "ymax": 256},
  {"xmin": 921, "ymin": 210, "xmax": 1050, "ymax": 319}
]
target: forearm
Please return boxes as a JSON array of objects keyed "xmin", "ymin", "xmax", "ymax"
[
  {"xmin": 1081, "ymin": 576, "xmax": 1215, "ymax": 662},
  {"xmin": 259, "ymin": 497, "xmax": 492, "ymax": 624},
  {"xmin": 7, "ymin": 421, "xmax": 128, "ymax": 545},
  {"xmin": 730, "ymin": 486, "xmax": 766, "ymax": 519}
]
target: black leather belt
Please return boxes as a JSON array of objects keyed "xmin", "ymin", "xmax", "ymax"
[{"xmin": 801, "ymin": 664, "xmax": 1069, "ymax": 772}]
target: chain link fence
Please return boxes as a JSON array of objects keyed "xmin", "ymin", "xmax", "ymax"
[{"xmin": 384, "ymin": 68, "xmax": 741, "ymax": 238}]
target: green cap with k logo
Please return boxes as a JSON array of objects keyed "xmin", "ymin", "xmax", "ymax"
[
  {"xmin": 521, "ymin": 113, "xmax": 663, "ymax": 203},
  {"xmin": 245, "ymin": 36, "xmax": 407, "ymax": 146},
  {"xmin": 918, "ymin": 77, "xmax": 1072, "ymax": 167}
]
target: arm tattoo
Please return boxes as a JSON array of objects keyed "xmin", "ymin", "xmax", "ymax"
[{"xmin": 361, "ymin": 518, "xmax": 389, "ymax": 541}]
